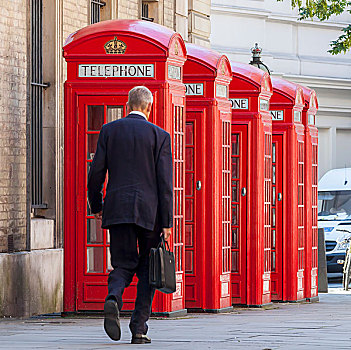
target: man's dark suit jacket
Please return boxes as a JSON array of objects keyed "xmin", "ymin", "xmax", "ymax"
[{"xmin": 87, "ymin": 113, "xmax": 173, "ymax": 231}]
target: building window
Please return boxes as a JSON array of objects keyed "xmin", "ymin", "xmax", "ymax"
[
  {"xmin": 30, "ymin": 0, "xmax": 49, "ymax": 208},
  {"xmin": 142, "ymin": 2, "xmax": 154, "ymax": 22},
  {"xmin": 90, "ymin": 0, "xmax": 106, "ymax": 24}
]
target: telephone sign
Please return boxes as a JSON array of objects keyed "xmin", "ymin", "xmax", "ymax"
[
  {"xmin": 185, "ymin": 83, "xmax": 203, "ymax": 96},
  {"xmin": 270, "ymin": 110, "xmax": 284, "ymax": 121},
  {"xmin": 230, "ymin": 98, "xmax": 248, "ymax": 110},
  {"xmin": 78, "ymin": 64, "xmax": 154, "ymax": 78}
]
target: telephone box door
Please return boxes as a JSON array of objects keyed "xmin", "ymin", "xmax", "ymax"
[
  {"xmin": 231, "ymin": 124, "xmax": 247, "ymax": 305},
  {"xmin": 271, "ymin": 134, "xmax": 283, "ymax": 301},
  {"xmin": 76, "ymin": 95, "xmax": 140, "ymax": 311},
  {"xmin": 185, "ymin": 111, "xmax": 204, "ymax": 309}
]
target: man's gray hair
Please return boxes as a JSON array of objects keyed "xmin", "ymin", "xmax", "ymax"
[{"xmin": 128, "ymin": 86, "xmax": 153, "ymax": 111}]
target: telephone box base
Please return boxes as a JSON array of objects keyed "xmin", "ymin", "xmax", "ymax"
[
  {"xmin": 272, "ymin": 298, "xmax": 307, "ymax": 304},
  {"xmin": 246, "ymin": 302, "xmax": 274, "ymax": 309},
  {"xmin": 152, "ymin": 309, "xmax": 187, "ymax": 318},
  {"xmin": 306, "ymin": 296, "xmax": 319, "ymax": 303},
  {"xmin": 187, "ymin": 306, "xmax": 234, "ymax": 314}
]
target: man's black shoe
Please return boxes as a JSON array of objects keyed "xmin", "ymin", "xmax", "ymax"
[
  {"xmin": 104, "ymin": 299, "xmax": 121, "ymax": 341},
  {"xmin": 131, "ymin": 334, "xmax": 151, "ymax": 344}
]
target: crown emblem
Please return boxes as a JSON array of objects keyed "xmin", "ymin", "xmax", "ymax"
[
  {"xmin": 221, "ymin": 61, "xmax": 226, "ymax": 75},
  {"xmin": 175, "ymin": 42, "xmax": 179, "ymax": 55},
  {"xmin": 104, "ymin": 36, "xmax": 127, "ymax": 54}
]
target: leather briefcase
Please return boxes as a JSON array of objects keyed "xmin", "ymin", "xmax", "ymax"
[{"xmin": 149, "ymin": 236, "xmax": 176, "ymax": 294}]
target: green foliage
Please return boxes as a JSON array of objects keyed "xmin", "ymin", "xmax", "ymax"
[{"xmin": 277, "ymin": 0, "xmax": 351, "ymax": 54}]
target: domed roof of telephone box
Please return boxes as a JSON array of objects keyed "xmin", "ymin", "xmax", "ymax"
[
  {"xmin": 63, "ymin": 19, "xmax": 186, "ymax": 59},
  {"xmin": 271, "ymin": 77, "xmax": 304, "ymax": 106},
  {"xmin": 185, "ymin": 43, "xmax": 232, "ymax": 77},
  {"xmin": 230, "ymin": 61, "xmax": 271, "ymax": 91}
]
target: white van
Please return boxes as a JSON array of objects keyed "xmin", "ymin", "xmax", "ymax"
[{"xmin": 318, "ymin": 168, "xmax": 351, "ymax": 278}]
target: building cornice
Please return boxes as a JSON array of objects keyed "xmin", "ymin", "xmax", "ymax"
[
  {"xmin": 278, "ymin": 74, "xmax": 351, "ymax": 91},
  {"xmin": 211, "ymin": 3, "xmax": 350, "ymax": 30}
]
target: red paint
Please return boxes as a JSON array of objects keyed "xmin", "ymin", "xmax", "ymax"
[
  {"xmin": 183, "ymin": 44, "xmax": 232, "ymax": 311},
  {"xmin": 270, "ymin": 77, "xmax": 305, "ymax": 302},
  {"xmin": 301, "ymin": 87, "xmax": 319, "ymax": 301},
  {"xmin": 271, "ymin": 134, "xmax": 284, "ymax": 300},
  {"xmin": 229, "ymin": 62, "xmax": 273, "ymax": 306},
  {"xmin": 63, "ymin": 19, "xmax": 187, "ymax": 315}
]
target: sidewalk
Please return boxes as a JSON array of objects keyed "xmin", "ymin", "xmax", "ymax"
[{"xmin": 1, "ymin": 286, "xmax": 350, "ymax": 350}]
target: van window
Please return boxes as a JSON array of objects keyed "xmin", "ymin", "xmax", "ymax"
[{"xmin": 318, "ymin": 191, "xmax": 351, "ymax": 217}]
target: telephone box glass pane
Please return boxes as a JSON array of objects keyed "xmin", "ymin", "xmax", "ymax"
[
  {"xmin": 87, "ymin": 133, "xmax": 99, "ymax": 160},
  {"xmin": 106, "ymin": 247, "xmax": 112, "ymax": 273},
  {"xmin": 87, "ymin": 193, "xmax": 91, "ymax": 215},
  {"xmin": 185, "ymin": 224, "xmax": 193, "ymax": 246},
  {"xmin": 232, "ymin": 205, "xmax": 239, "ymax": 225},
  {"xmin": 87, "ymin": 219, "xmax": 103, "ymax": 244},
  {"xmin": 272, "ymin": 251, "xmax": 276, "ymax": 272},
  {"xmin": 232, "ymin": 135, "xmax": 239, "ymax": 155},
  {"xmin": 87, "ymin": 162, "xmax": 91, "ymax": 183},
  {"xmin": 185, "ymin": 148, "xmax": 194, "ymax": 171},
  {"xmin": 185, "ymin": 173, "xmax": 194, "ymax": 196},
  {"xmin": 185, "ymin": 199, "xmax": 193, "ymax": 221},
  {"xmin": 87, "ymin": 247, "xmax": 104, "ymax": 273},
  {"xmin": 232, "ymin": 251, "xmax": 239, "ymax": 273},
  {"xmin": 88, "ymin": 105, "xmax": 104, "ymax": 130},
  {"xmin": 185, "ymin": 250, "xmax": 193, "ymax": 274},
  {"xmin": 107, "ymin": 106, "xmax": 124, "ymax": 123},
  {"xmin": 232, "ymin": 158, "xmax": 239, "ymax": 178},
  {"xmin": 232, "ymin": 180, "xmax": 239, "ymax": 202},
  {"xmin": 186, "ymin": 123, "xmax": 194, "ymax": 145},
  {"xmin": 232, "ymin": 228, "xmax": 238, "ymax": 249}
]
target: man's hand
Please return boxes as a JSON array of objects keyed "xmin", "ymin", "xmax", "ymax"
[
  {"xmin": 162, "ymin": 228, "xmax": 172, "ymax": 241},
  {"xmin": 94, "ymin": 211, "xmax": 102, "ymax": 220}
]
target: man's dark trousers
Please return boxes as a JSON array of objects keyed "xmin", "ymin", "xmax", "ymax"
[{"xmin": 107, "ymin": 223, "xmax": 160, "ymax": 335}]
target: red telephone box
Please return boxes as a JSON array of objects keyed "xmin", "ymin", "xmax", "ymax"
[
  {"xmin": 63, "ymin": 20, "xmax": 187, "ymax": 316},
  {"xmin": 229, "ymin": 62, "xmax": 273, "ymax": 306},
  {"xmin": 301, "ymin": 86, "xmax": 319, "ymax": 302},
  {"xmin": 270, "ymin": 77, "xmax": 305, "ymax": 302},
  {"xmin": 183, "ymin": 44, "xmax": 232, "ymax": 312}
]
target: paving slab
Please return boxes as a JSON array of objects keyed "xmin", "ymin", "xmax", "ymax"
[{"xmin": 0, "ymin": 287, "xmax": 350, "ymax": 350}]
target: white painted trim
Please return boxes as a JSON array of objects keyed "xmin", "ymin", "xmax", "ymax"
[
  {"xmin": 211, "ymin": 3, "xmax": 350, "ymax": 29},
  {"xmin": 211, "ymin": 45, "xmax": 351, "ymax": 67}
]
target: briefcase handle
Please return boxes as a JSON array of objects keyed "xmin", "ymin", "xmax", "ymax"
[{"xmin": 160, "ymin": 234, "xmax": 171, "ymax": 252}]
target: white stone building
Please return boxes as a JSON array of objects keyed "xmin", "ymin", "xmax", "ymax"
[{"xmin": 211, "ymin": 0, "xmax": 351, "ymax": 179}]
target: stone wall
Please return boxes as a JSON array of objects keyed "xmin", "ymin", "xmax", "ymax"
[
  {"xmin": 188, "ymin": 0, "xmax": 211, "ymax": 47},
  {"xmin": 118, "ymin": 0, "xmax": 139, "ymax": 20},
  {"xmin": 0, "ymin": 0, "xmax": 28, "ymax": 253},
  {"xmin": 0, "ymin": 249, "xmax": 63, "ymax": 317},
  {"xmin": 63, "ymin": 0, "xmax": 89, "ymax": 42}
]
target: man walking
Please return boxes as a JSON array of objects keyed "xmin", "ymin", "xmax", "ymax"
[{"xmin": 88, "ymin": 86, "xmax": 173, "ymax": 344}]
